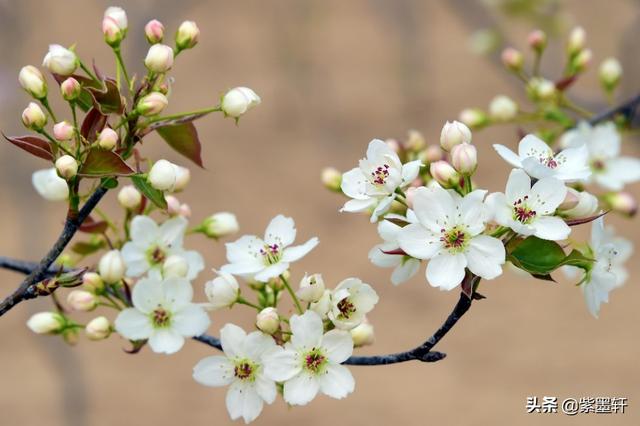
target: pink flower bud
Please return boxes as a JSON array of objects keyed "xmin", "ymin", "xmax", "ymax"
[
  {"xmin": 144, "ymin": 44, "xmax": 174, "ymax": 73},
  {"xmin": 385, "ymin": 138, "xmax": 401, "ymax": 153},
  {"xmin": 422, "ymin": 145, "xmax": 445, "ymax": 164},
  {"xmin": 145, "ymin": 19, "xmax": 164, "ymax": 44},
  {"xmin": 21, "ymin": 102, "xmax": 47, "ymax": 130},
  {"xmin": 18, "ymin": 65, "xmax": 47, "ymax": 99},
  {"xmin": 175, "ymin": 21, "xmax": 200, "ymax": 51},
  {"xmin": 165, "ymin": 195, "xmax": 181, "ymax": 215},
  {"xmin": 53, "ymin": 121, "xmax": 74, "ymax": 141},
  {"xmin": 67, "ymin": 290, "xmax": 97, "ymax": 311},
  {"xmin": 451, "ymin": 143, "xmax": 477, "ymax": 175},
  {"xmin": 501, "ymin": 47, "xmax": 523, "ymax": 71},
  {"xmin": 82, "ymin": 272, "xmax": 104, "ymax": 293},
  {"xmin": 136, "ymin": 92, "xmax": 168, "ymax": 116},
  {"xmin": 179, "ymin": 203, "xmax": 192, "ymax": 218},
  {"xmin": 604, "ymin": 192, "xmax": 637, "ymax": 217},
  {"xmin": 55, "ymin": 155, "xmax": 78, "ymax": 180},
  {"xmin": 440, "ymin": 120, "xmax": 471, "ymax": 151},
  {"xmin": 406, "ymin": 129, "xmax": 426, "ymax": 152},
  {"xmin": 60, "ymin": 77, "xmax": 81, "ymax": 101},
  {"xmin": 256, "ymin": 307, "xmax": 280, "ymax": 334},
  {"xmin": 527, "ymin": 29, "xmax": 547, "ymax": 52},
  {"xmin": 430, "ymin": 161, "xmax": 459, "ymax": 187},
  {"xmin": 85, "ymin": 316, "xmax": 111, "ymax": 340},
  {"xmin": 102, "ymin": 16, "xmax": 124, "ymax": 47},
  {"xmin": 104, "ymin": 6, "xmax": 128, "ymax": 31},
  {"xmin": 561, "ymin": 190, "xmax": 598, "ymax": 218},
  {"xmin": 42, "ymin": 44, "xmax": 78, "ymax": 76},
  {"xmin": 97, "ymin": 127, "xmax": 118, "ymax": 150},
  {"xmin": 117, "ymin": 185, "xmax": 141, "ymax": 210},
  {"xmin": 558, "ymin": 188, "xmax": 580, "ymax": 211}
]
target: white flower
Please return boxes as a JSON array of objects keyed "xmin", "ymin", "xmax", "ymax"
[
  {"xmin": 193, "ymin": 324, "xmax": 277, "ymax": 424},
  {"xmin": 221, "ymin": 87, "xmax": 261, "ymax": 118},
  {"xmin": 487, "ymin": 169, "xmax": 571, "ymax": 241},
  {"xmin": 296, "ymin": 273, "xmax": 325, "ymax": 303},
  {"xmin": 42, "ymin": 44, "xmax": 77, "ymax": 76},
  {"xmin": 262, "ymin": 311, "xmax": 355, "ymax": 405},
  {"xmin": 309, "ymin": 289, "xmax": 331, "ymax": 319},
  {"xmin": 220, "ymin": 215, "xmax": 318, "ymax": 282},
  {"xmin": 560, "ymin": 121, "xmax": 640, "ymax": 190},
  {"xmin": 121, "ymin": 215, "xmax": 204, "ymax": 280},
  {"xmin": 204, "ymin": 271, "xmax": 240, "ymax": 310},
  {"xmin": 369, "ymin": 213, "xmax": 421, "ymax": 285},
  {"xmin": 340, "ymin": 139, "xmax": 421, "ymax": 222},
  {"xmin": 114, "ymin": 277, "xmax": 210, "ymax": 354},
  {"xmin": 398, "ymin": 186, "xmax": 505, "ymax": 290},
  {"xmin": 32, "ymin": 168, "xmax": 69, "ymax": 201},
  {"xmin": 493, "ymin": 134, "xmax": 590, "ymax": 182},
  {"xmin": 328, "ymin": 278, "xmax": 379, "ymax": 330}
]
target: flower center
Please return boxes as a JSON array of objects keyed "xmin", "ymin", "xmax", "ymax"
[
  {"xmin": 303, "ymin": 348, "xmax": 327, "ymax": 374},
  {"xmin": 151, "ymin": 307, "xmax": 171, "ymax": 328},
  {"xmin": 370, "ymin": 164, "xmax": 390, "ymax": 186},
  {"xmin": 440, "ymin": 226, "xmax": 469, "ymax": 253},
  {"xmin": 590, "ymin": 159, "xmax": 606, "ymax": 173},
  {"xmin": 512, "ymin": 196, "xmax": 537, "ymax": 224},
  {"xmin": 539, "ymin": 155, "xmax": 558, "ymax": 169},
  {"xmin": 260, "ymin": 243, "xmax": 281, "ymax": 265},
  {"xmin": 233, "ymin": 359, "xmax": 257, "ymax": 381},
  {"xmin": 147, "ymin": 245, "xmax": 166, "ymax": 265},
  {"xmin": 337, "ymin": 298, "xmax": 356, "ymax": 319}
]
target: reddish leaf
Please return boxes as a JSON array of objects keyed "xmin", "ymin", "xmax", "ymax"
[
  {"xmin": 381, "ymin": 248, "xmax": 407, "ymax": 256},
  {"xmin": 87, "ymin": 78, "xmax": 124, "ymax": 114},
  {"xmin": 3, "ymin": 133, "xmax": 53, "ymax": 161},
  {"xmin": 154, "ymin": 122, "xmax": 204, "ymax": 168},
  {"xmin": 78, "ymin": 148, "xmax": 135, "ymax": 177},
  {"xmin": 565, "ymin": 210, "xmax": 609, "ymax": 226},
  {"xmin": 555, "ymin": 75, "xmax": 578, "ymax": 91},
  {"xmin": 81, "ymin": 108, "xmax": 108, "ymax": 143},
  {"xmin": 79, "ymin": 216, "xmax": 108, "ymax": 234}
]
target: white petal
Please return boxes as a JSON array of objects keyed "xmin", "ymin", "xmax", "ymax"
[
  {"xmin": 505, "ymin": 169, "xmax": 531, "ymax": 203},
  {"xmin": 181, "ymin": 250, "xmax": 205, "ymax": 280},
  {"xmin": 518, "ymin": 134, "xmax": 552, "ymax": 159},
  {"xmin": 220, "ymin": 323, "xmax": 248, "ymax": 358},
  {"xmin": 412, "ymin": 186, "xmax": 456, "ymax": 232},
  {"xmin": 225, "ymin": 235, "xmax": 264, "ymax": 264},
  {"xmin": 148, "ymin": 329, "xmax": 185, "ymax": 354},
  {"xmin": 114, "ymin": 308, "xmax": 152, "ymax": 340},
  {"xmin": 32, "ymin": 168, "xmax": 69, "ymax": 201},
  {"xmin": 340, "ymin": 168, "xmax": 369, "ymax": 199},
  {"xmin": 121, "ymin": 243, "xmax": 150, "ymax": 277},
  {"xmin": 254, "ymin": 374, "xmax": 277, "ymax": 405},
  {"xmin": 369, "ymin": 243, "xmax": 401, "ymax": 268},
  {"xmin": 529, "ymin": 177, "xmax": 566, "ymax": 214},
  {"xmin": 253, "ymin": 262, "xmax": 289, "ymax": 282},
  {"xmin": 226, "ymin": 381, "xmax": 264, "ymax": 424},
  {"xmin": 485, "ymin": 192, "xmax": 511, "ymax": 226},
  {"xmin": 283, "ymin": 372, "xmax": 320, "ymax": 406},
  {"xmin": 131, "ymin": 277, "xmax": 164, "ymax": 313},
  {"xmin": 426, "ymin": 253, "xmax": 467, "ymax": 290},
  {"xmin": 521, "ymin": 157, "xmax": 556, "ymax": 180},
  {"xmin": 318, "ymin": 364, "xmax": 355, "ymax": 399},
  {"xmin": 129, "ymin": 215, "xmax": 160, "ymax": 247},
  {"xmin": 458, "ymin": 191, "xmax": 488, "ymax": 235},
  {"xmin": 290, "ymin": 311, "xmax": 323, "ymax": 350},
  {"xmin": 492, "ymin": 144, "xmax": 522, "ymax": 168},
  {"xmin": 377, "ymin": 219, "xmax": 401, "ymax": 242},
  {"xmin": 282, "ymin": 237, "xmax": 319, "ymax": 262},
  {"xmin": 162, "ymin": 278, "xmax": 193, "ymax": 309},
  {"xmin": 465, "ymin": 236, "xmax": 505, "ymax": 280},
  {"xmin": 172, "ymin": 304, "xmax": 210, "ymax": 337},
  {"xmin": 391, "ymin": 258, "xmax": 420, "ymax": 285},
  {"xmin": 401, "ymin": 160, "xmax": 422, "ymax": 183},
  {"xmin": 321, "ymin": 330, "xmax": 354, "ymax": 363},
  {"xmin": 193, "ymin": 356, "xmax": 235, "ymax": 387},
  {"xmin": 533, "ymin": 216, "xmax": 571, "ymax": 241},
  {"xmin": 221, "ymin": 261, "xmax": 265, "ymax": 276},
  {"xmin": 243, "ymin": 331, "xmax": 277, "ymax": 360},
  {"xmin": 370, "ymin": 195, "xmax": 395, "ymax": 222},
  {"xmin": 264, "ymin": 215, "xmax": 296, "ymax": 247},
  {"xmin": 261, "ymin": 347, "xmax": 301, "ymax": 381},
  {"xmin": 340, "ymin": 197, "xmax": 376, "ymax": 212},
  {"xmin": 397, "ymin": 223, "xmax": 442, "ymax": 259},
  {"xmin": 158, "ymin": 216, "xmax": 188, "ymax": 248}
]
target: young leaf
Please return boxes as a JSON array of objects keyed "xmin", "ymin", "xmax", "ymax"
[
  {"xmin": 507, "ymin": 236, "xmax": 567, "ymax": 275},
  {"xmin": 79, "ymin": 216, "xmax": 108, "ymax": 234},
  {"xmin": 78, "ymin": 149, "xmax": 135, "ymax": 177},
  {"xmin": 565, "ymin": 211, "xmax": 608, "ymax": 227},
  {"xmin": 154, "ymin": 122, "xmax": 204, "ymax": 168},
  {"xmin": 80, "ymin": 108, "xmax": 108, "ymax": 143},
  {"xmin": 87, "ymin": 78, "xmax": 124, "ymax": 115},
  {"xmin": 130, "ymin": 175, "xmax": 167, "ymax": 209},
  {"xmin": 71, "ymin": 240, "xmax": 106, "ymax": 255},
  {"xmin": 3, "ymin": 133, "xmax": 53, "ymax": 161}
]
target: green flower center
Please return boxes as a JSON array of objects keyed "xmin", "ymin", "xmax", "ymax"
[
  {"xmin": 151, "ymin": 307, "xmax": 171, "ymax": 328},
  {"xmin": 233, "ymin": 359, "xmax": 257, "ymax": 381},
  {"xmin": 590, "ymin": 158, "xmax": 606, "ymax": 173},
  {"xmin": 440, "ymin": 225, "xmax": 469, "ymax": 253},
  {"xmin": 303, "ymin": 348, "xmax": 327, "ymax": 374},
  {"xmin": 147, "ymin": 245, "xmax": 167, "ymax": 265}
]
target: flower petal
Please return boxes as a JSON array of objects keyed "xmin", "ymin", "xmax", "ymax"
[
  {"xmin": 401, "ymin": 160, "xmax": 422, "ymax": 183},
  {"xmin": 340, "ymin": 168, "xmax": 369, "ymax": 199},
  {"xmin": 340, "ymin": 198, "xmax": 376, "ymax": 213},
  {"xmin": 121, "ymin": 242, "xmax": 150, "ymax": 277},
  {"xmin": 282, "ymin": 237, "xmax": 319, "ymax": 262},
  {"xmin": 129, "ymin": 215, "xmax": 160, "ymax": 247},
  {"xmin": 131, "ymin": 277, "xmax": 164, "ymax": 313},
  {"xmin": 114, "ymin": 308, "xmax": 153, "ymax": 340},
  {"xmin": 158, "ymin": 216, "xmax": 188, "ymax": 248},
  {"xmin": 172, "ymin": 304, "xmax": 210, "ymax": 337},
  {"xmin": 290, "ymin": 311, "xmax": 323, "ymax": 350},
  {"xmin": 317, "ymin": 364, "xmax": 355, "ymax": 400},
  {"xmin": 529, "ymin": 177, "xmax": 566, "ymax": 214},
  {"xmin": 493, "ymin": 144, "xmax": 522, "ymax": 168},
  {"xmin": 321, "ymin": 329, "xmax": 353, "ymax": 363},
  {"xmin": 391, "ymin": 258, "xmax": 420, "ymax": 285},
  {"xmin": 262, "ymin": 346, "xmax": 301, "ymax": 381},
  {"xmin": 148, "ymin": 329, "xmax": 185, "ymax": 354},
  {"xmin": 412, "ymin": 186, "xmax": 456, "ymax": 232},
  {"xmin": 226, "ymin": 381, "xmax": 264, "ymax": 424},
  {"xmin": 264, "ymin": 215, "xmax": 296, "ymax": 247},
  {"xmin": 192, "ymin": 356, "xmax": 235, "ymax": 387},
  {"xmin": 397, "ymin": 223, "xmax": 442, "ymax": 260},
  {"xmin": 518, "ymin": 134, "xmax": 552, "ymax": 160},
  {"xmin": 253, "ymin": 262, "xmax": 289, "ymax": 282},
  {"xmin": 225, "ymin": 235, "xmax": 264, "ymax": 264},
  {"xmin": 181, "ymin": 250, "xmax": 205, "ymax": 280},
  {"xmin": 244, "ymin": 331, "xmax": 277, "ymax": 360},
  {"xmin": 283, "ymin": 372, "xmax": 320, "ymax": 406},
  {"xmin": 426, "ymin": 253, "xmax": 467, "ymax": 290},
  {"xmin": 465, "ymin": 236, "xmax": 505, "ymax": 280},
  {"xmin": 533, "ymin": 216, "xmax": 571, "ymax": 241},
  {"xmin": 220, "ymin": 323, "xmax": 248, "ymax": 358},
  {"xmin": 254, "ymin": 374, "xmax": 277, "ymax": 405},
  {"xmin": 505, "ymin": 169, "xmax": 531, "ymax": 203}
]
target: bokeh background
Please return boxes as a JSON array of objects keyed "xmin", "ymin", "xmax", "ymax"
[{"xmin": 0, "ymin": 0, "xmax": 639, "ymax": 425}]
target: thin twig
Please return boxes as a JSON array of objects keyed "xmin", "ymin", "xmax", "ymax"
[{"xmin": 588, "ymin": 93, "xmax": 640, "ymax": 125}]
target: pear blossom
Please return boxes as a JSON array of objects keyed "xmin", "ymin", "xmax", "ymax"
[
  {"xmin": 262, "ymin": 311, "xmax": 355, "ymax": 406},
  {"xmin": 121, "ymin": 215, "xmax": 204, "ymax": 280},
  {"xmin": 193, "ymin": 324, "xmax": 277, "ymax": 423},
  {"xmin": 296, "ymin": 273, "xmax": 325, "ymax": 303},
  {"xmin": 398, "ymin": 186, "xmax": 505, "ymax": 290},
  {"xmin": 32, "ymin": 168, "xmax": 69, "ymax": 201},
  {"xmin": 220, "ymin": 215, "xmax": 318, "ymax": 282},
  {"xmin": 114, "ymin": 277, "xmax": 210, "ymax": 354},
  {"xmin": 328, "ymin": 278, "xmax": 379, "ymax": 330},
  {"xmin": 493, "ymin": 134, "xmax": 590, "ymax": 182},
  {"xmin": 560, "ymin": 121, "xmax": 640, "ymax": 190},
  {"xmin": 256, "ymin": 308, "xmax": 280, "ymax": 334},
  {"xmin": 309, "ymin": 289, "xmax": 331, "ymax": 319},
  {"xmin": 369, "ymin": 212, "xmax": 420, "ymax": 285},
  {"xmin": 42, "ymin": 44, "xmax": 77, "ymax": 76},
  {"xmin": 204, "ymin": 271, "xmax": 240, "ymax": 310},
  {"xmin": 221, "ymin": 87, "xmax": 261, "ymax": 118},
  {"xmin": 486, "ymin": 169, "xmax": 570, "ymax": 241},
  {"xmin": 340, "ymin": 139, "xmax": 422, "ymax": 222}
]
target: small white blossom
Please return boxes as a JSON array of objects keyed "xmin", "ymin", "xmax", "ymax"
[
  {"xmin": 296, "ymin": 273, "xmax": 325, "ymax": 303},
  {"xmin": 369, "ymin": 212, "xmax": 420, "ymax": 285},
  {"xmin": 204, "ymin": 271, "xmax": 240, "ymax": 310},
  {"xmin": 221, "ymin": 87, "xmax": 261, "ymax": 118},
  {"xmin": 328, "ymin": 278, "xmax": 379, "ymax": 330}
]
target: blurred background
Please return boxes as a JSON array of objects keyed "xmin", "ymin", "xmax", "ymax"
[{"xmin": 0, "ymin": 0, "xmax": 639, "ymax": 425}]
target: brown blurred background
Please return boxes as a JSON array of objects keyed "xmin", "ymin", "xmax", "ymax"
[{"xmin": 0, "ymin": 0, "xmax": 639, "ymax": 425}]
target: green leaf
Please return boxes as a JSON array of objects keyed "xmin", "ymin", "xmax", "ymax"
[
  {"xmin": 87, "ymin": 78, "xmax": 124, "ymax": 115},
  {"xmin": 508, "ymin": 236, "xmax": 567, "ymax": 275},
  {"xmin": 78, "ymin": 149, "xmax": 135, "ymax": 177},
  {"xmin": 155, "ymin": 122, "xmax": 204, "ymax": 167},
  {"xmin": 71, "ymin": 240, "xmax": 105, "ymax": 255},
  {"xmin": 130, "ymin": 175, "xmax": 167, "ymax": 209},
  {"xmin": 556, "ymin": 249, "xmax": 594, "ymax": 270},
  {"xmin": 100, "ymin": 177, "xmax": 119, "ymax": 189}
]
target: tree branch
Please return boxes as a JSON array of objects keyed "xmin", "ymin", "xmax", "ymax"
[
  {"xmin": 0, "ymin": 187, "xmax": 108, "ymax": 317},
  {"xmin": 589, "ymin": 92, "xmax": 640, "ymax": 125}
]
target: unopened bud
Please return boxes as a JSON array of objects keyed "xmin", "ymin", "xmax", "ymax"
[
  {"xmin": 571, "ymin": 49, "xmax": 592, "ymax": 74},
  {"xmin": 568, "ymin": 26, "xmax": 586, "ymax": 56},
  {"xmin": 458, "ymin": 108, "xmax": 488, "ymax": 129},
  {"xmin": 144, "ymin": 43, "xmax": 174, "ymax": 73},
  {"xmin": 137, "ymin": 91, "xmax": 168, "ymax": 116},
  {"xmin": 440, "ymin": 120, "xmax": 471, "ymax": 151},
  {"xmin": 175, "ymin": 21, "xmax": 200, "ymax": 51},
  {"xmin": 406, "ymin": 129, "xmax": 426, "ymax": 152},
  {"xmin": 204, "ymin": 272, "xmax": 240, "ymax": 310},
  {"xmin": 501, "ymin": 47, "xmax": 524, "ymax": 71},
  {"xmin": 527, "ymin": 29, "xmax": 547, "ymax": 52},
  {"xmin": 55, "ymin": 155, "xmax": 78, "ymax": 179},
  {"xmin": 203, "ymin": 212, "xmax": 239, "ymax": 238},
  {"xmin": 21, "ymin": 102, "xmax": 47, "ymax": 130},
  {"xmin": 85, "ymin": 316, "xmax": 111, "ymax": 340},
  {"xmin": 82, "ymin": 272, "xmax": 104, "ymax": 293},
  {"xmin": 19, "ymin": 65, "xmax": 47, "ymax": 99},
  {"xmin": 558, "ymin": 188, "xmax": 580, "ymax": 211},
  {"xmin": 350, "ymin": 318, "xmax": 375, "ymax": 347},
  {"xmin": 430, "ymin": 161, "xmax": 460, "ymax": 187},
  {"xmin": 145, "ymin": 19, "xmax": 165, "ymax": 44},
  {"xmin": 102, "ymin": 16, "xmax": 124, "ymax": 47},
  {"xmin": 27, "ymin": 312, "xmax": 64, "ymax": 334},
  {"xmin": 489, "ymin": 95, "xmax": 518, "ymax": 121},
  {"xmin": 148, "ymin": 159, "xmax": 177, "ymax": 191},
  {"xmin": 603, "ymin": 192, "xmax": 637, "ymax": 217},
  {"xmin": 104, "ymin": 6, "xmax": 128, "ymax": 32},
  {"xmin": 179, "ymin": 203, "xmax": 191, "ymax": 218},
  {"xmin": 256, "ymin": 307, "xmax": 280, "ymax": 334},
  {"xmin": 561, "ymin": 189, "xmax": 599, "ymax": 218},
  {"xmin": 221, "ymin": 87, "xmax": 261, "ymax": 118},
  {"xmin": 422, "ymin": 145, "xmax": 445, "ymax": 164},
  {"xmin": 117, "ymin": 185, "xmax": 141, "ymax": 210},
  {"xmin": 96, "ymin": 127, "xmax": 118, "ymax": 150},
  {"xmin": 165, "ymin": 195, "xmax": 182, "ymax": 216},
  {"xmin": 451, "ymin": 143, "xmax": 477, "ymax": 175},
  {"xmin": 385, "ymin": 138, "xmax": 401, "ymax": 154},
  {"xmin": 43, "ymin": 44, "xmax": 78, "ymax": 76},
  {"xmin": 98, "ymin": 250, "xmax": 125, "ymax": 283},
  {"xmin": 67, "ymin": 290, "xmax": 97, "ymax": 311},
  {"xmin": 321, "ymin": 167, "xmax": 342, "ymax": 192},
  {"xmin": 529, "ymin": 77, "xmax": 556, "ymax": 101},
  {"xmin": 296, "ymin": 273, "xmax": 325, "ymax": 303},
  {"xmin": 162, "ymin": 254, "xmax": 189, "ymax": 279},
  {"xmin": 53, "ymin": 121, "xmax": 74, "ymax": 141},
  {"xmin": 61, "ymin": 77, "xmax": 81, "ymax": 101},
  {"xmin": 173, "ymin": 165, "xmax": 190, "ymax": 192},
  {"xmin": 599, "ymin": 58, "xmax": 622, "ymax": 91}
]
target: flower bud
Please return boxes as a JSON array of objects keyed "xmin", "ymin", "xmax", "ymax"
[
  {"xmin": 350, "ymin": 318, "xmax": 375, "ymax": 347},
  {"xmin": 321, "ymin": 167, "xmax": 342, "ymax": 192},
  {"xmin": 136, "ymin": 92, "xmax": 168, "ymax": 116},
  {"xmin": 571, "ymin": 48, "xmax": 592, "ymax": 73},
  {"xmin": 165, "ymin": 195, "xmax": 182, "ymax": 216},
  {"xmin": 440, "ymin": 120, "xmax": 471, "ymax": 151},
  {"xmin": 117, "ymin": 185, "xmax": 141, "ymax": 210},
  {"xmin": 458, "ymin": 108, "xmax": 488, "ymax": 129},
  {"xmin": 599, "ymin": 58, "xmax": 622, "ymax": 91},
  {"xmin": 144, "ymin": 44, "xmax": 174, "ymax": 73},
  {"xmin": 55, "ymin": 155, "xmax": 78, "ymax": 180},
  {"xmin": 42, "ymin": 44, "xmax": 78, "ymax": 76},
  {"xmin": 451, "ymin": 143, "xmax": 477, "ymax": 175},
  {"xmin": 204, "ymin": 272, "xmax": 240, "ymax": 310},
  {"xmin": 175, "ymin": 20, "xmax": 200, "ymax": 51},
  {"xmin": 21, "ymin": 102, "xmax": 47, "ymax": 130},
  {"xmin": 18, "ymin": 65, "xmax": 47, "ymax": 99},
  {"xmin": 85, "ymin": 316, "xmax": 111, "ymax": 340},
  {"xmin": 560, "ymin": 189, "xmax": 599, "ymax": 218},
  {"xmin": 430, "ymin": 161, "xmax": 459, "ymax": 187},
  {"xmin": 529, "ymin": 77, "xmax": 556, "ymax": 101},
  {"xmin": 173, "ymin": 165, "xmax": 190, "ymax": 192},
  {"xmin": 256, "ymin": 307, "xmax": 280, "ymax": 334},
  {"xmin": 67, "ymin": 290, "xmax": 97, "ymax": 311},
  {"xmin": 60, "ymin": 77, "xmax": 81, "ymax": 101},
  {"xmin": 145, "ymin": 19, "xmax": 164, "ymax": 44},
  {"xmin": 27, "ymin": 312, "xmax": 64, "ymax": 334},
  {"xmin": 97, "ymin": 127, "xmax": 119, "ymax": 150},
  {"xmin": 162, "ymin": 254, "xmax": 189, "ymax": 279},
  {"xmin": 603, "ymin": 192, "xmax": 637, "ymax": 217},
  {"xmin": 221, "ymin": 87, "xmax": 261, "ymax": 118},
  {"xmin": 32, "ymin": 168, "xmax": 69, "ymax": 201},
  {"xmin": 488, "ymin": 95, "xmax": 518, "ymax": 121},
  {"xmin": 501, "ymin": 47, "xmax": 523, "ymax": 71},
  {"xmin": 203, "ymin": 212, "xmax": 239, "ymax": 238},
  {"xmin": 148, "ymin": 159, "xmax": 177, "ymax": 191},
  {"xmin": 406, "ymin": 129, "xmax": 426, "ymax": 152},
  {"xmin": 98, "ymin": 250, "xmax": 125, "ymax": 283},
  {"xmin": 296, "ymin": 273, "xmax": 325, "ymax": 303},
  {"xmin": 422, "ymin": 145, "xmax": 445, "ymax": 164},
  {"xmin": 179, "ymin": 203, "xmax": 192, "ymax": 218},
  {"xmin": 309, "ymin": 289, "xmax": 331, "ymax": 319},
  {"xmin": 527, "ymin": 29, "xmax": 547, "ymax": 52},
  {"xmin": 104, "ymin": 6, "xmax": 128, "ymax": 32},
  {"xmin": 82, "ymin": 272, "xmax": 104, "ymax": 293},
  {"xmin": 102, "ymin": 16, "xmax": 124, "ymax": 47},
  {"xmin": 567, "ymin": 26, "xmax": 586, "ymax": 56},
  {"xmin": 53, "ymin": 121, "xmax": 74, "ymax": 141},
  {"xmin": 558, "ymin": 188, "xmax": 580, "ymax": 211}
]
